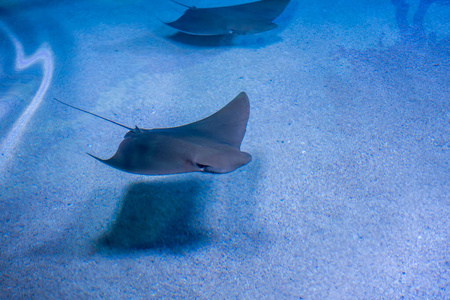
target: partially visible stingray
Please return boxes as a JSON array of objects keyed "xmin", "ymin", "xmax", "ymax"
[
  {"xmin": 164, "ymin": 0, "xmax": 291, "ymax": 36},
  {"xmin": 54, "ymin": 92, "xmax": 252, "ymax": 175}
]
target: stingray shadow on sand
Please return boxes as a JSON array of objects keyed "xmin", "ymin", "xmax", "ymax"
[
  {"xmin": 96, "ymin": 179, "xmax": 210, "ymax": 253},
  {"xmin": 166, "ymin": 31, "xmax": 282, "ymax": 48}
]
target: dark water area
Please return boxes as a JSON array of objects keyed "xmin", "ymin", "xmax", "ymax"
[{"xmin": 0, "ymin": 0, "xmax": 449, "ymax": 298}]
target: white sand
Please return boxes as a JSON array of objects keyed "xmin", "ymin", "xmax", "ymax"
[{"xmin": 1, "ymin": 0, "xmax": 449, "ymax": 298}]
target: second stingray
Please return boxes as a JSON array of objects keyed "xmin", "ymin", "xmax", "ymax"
[
  {"xmin": 55, "ymin": 92, "xmax": 252, "ymax": 175},
  {"xmin": 165, "ymin": 0, "xmax": 291, "ymax": 35}
]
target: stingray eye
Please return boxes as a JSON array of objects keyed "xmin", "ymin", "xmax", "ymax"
[{"xmin": 195, "ymin": 163, "xmax": 209, "ymax": 170}]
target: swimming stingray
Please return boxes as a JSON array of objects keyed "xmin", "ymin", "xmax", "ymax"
[
  {"xmin": 164, "ymin": 0, "xmax": 291, "ymax": 35},
  {"xmin": 55, "ymin": 92, "xmax": 252, "ymax": 175}
]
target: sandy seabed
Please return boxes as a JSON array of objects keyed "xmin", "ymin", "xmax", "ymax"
[{"xmin": 1, "ymin": 0, "xmax": 449, "ymax": 298}]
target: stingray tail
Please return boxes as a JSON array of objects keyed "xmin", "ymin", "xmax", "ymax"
[
  {"xmin": 169, "ymin": 0, "xmax": 194, "ymax": 9},
  {"xmin": 54, "ymin": 97, "xmax": 133, "ymax": 131}
]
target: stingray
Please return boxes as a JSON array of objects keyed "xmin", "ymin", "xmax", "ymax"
[
  {"xmin": 54, "ymin": 92, "xmax": 252, "ymax": 175},
  {"xmin": 164, "ymin": 0, "xmax": 291, "ymax": 35}
]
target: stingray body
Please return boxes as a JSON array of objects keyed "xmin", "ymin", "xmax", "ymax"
[
  {"xmin": 55, "ymin": 92, "xmax": 251, "ymax": 175},
  {"xmin": 165, "ymin": 0, "xmax": 291, "ymax": 35}
]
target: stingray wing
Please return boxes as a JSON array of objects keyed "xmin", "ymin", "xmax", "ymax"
[
  {"xmin": 223, "ymin": 0, "xmax": 291, "ymax": 22},
  {"xmin": 165, "ymin": 7, "xmax": 230, "ymax": 36},
  {"xmin": 168, "ymin": 92, "xmax": 250, "ymax": 149}
]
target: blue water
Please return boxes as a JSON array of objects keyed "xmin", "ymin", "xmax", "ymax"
[{"xmin": 1, "ymin": 0, "xmax": 449, "ymax": 298}]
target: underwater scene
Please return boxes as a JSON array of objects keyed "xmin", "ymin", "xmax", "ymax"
[{"xmin": 1, "ymin": 0, "xmax": 449, "ymax": 298}]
